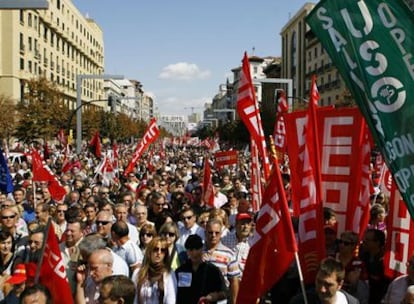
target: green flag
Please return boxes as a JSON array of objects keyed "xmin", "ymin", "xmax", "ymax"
[{"xmin": 306, "ymin": 0, "xmax": 414, "ymax": 217}]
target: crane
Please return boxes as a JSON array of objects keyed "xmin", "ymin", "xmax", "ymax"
[{"xmin": 184, "ymin": 106, "xmax": 203, "ymax": 114}]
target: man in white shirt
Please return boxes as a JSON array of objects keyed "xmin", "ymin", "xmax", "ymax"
[{"xmin": 177, "ymin": 207, "xmax": 205, "ymax": 249}]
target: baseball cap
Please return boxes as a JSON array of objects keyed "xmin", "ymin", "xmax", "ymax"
[
  {"xmin": 236, "ymin": 213, "xmax": 252, "ymax": 222},
  {"xmin": 6, "ymin": 264, "xmax": 27, "ymax": 285},
  {"xmin": 185, "ymin": 234, "xmax": 203, "ymax": 250}
]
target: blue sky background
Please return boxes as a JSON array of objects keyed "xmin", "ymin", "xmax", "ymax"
[{"xmin": 72, "ymin": 0, "xmax": 315, "ymax": 116}]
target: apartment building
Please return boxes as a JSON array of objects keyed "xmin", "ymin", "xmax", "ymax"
[{"xmin": 0, "ymin": 0, "xmax": 104, "ymax": 109}]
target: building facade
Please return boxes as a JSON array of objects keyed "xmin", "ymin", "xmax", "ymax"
[{"xmin": 0, "ymin": 0, "xmax": 105, "ymax": 109}]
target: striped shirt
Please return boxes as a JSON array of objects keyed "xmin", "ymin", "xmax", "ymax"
[{"xmin": 203, "ymin": 242, "xmax": 241, "ymax": 287}]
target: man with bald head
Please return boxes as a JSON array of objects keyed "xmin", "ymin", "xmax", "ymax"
[{"xmin": 75, "ymin": 248, "xmax": 113, "ymax": 304}]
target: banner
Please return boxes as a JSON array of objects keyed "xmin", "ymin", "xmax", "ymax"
[
  {"xmin": 214, "ymin": 150, "xmax": 238, "ymax": 168},
  {"xmin": 384, "ymin": 183, "xmax": 414, "ymax": 279},
  {"xmin": 236, "ymin": 52, "xmax": 270, "ymax": 179},
  {"xmin": 124, "ymin": 118, "xmax": 160, "ymax": 176},
  {"xmin": 285, "ymin": 107, "xmax": 368, "ymax": 235},
  {"xmin": 250, "ymin": 140, "xmax": 262, "ymax": 213},
  {"xmin": 237, "ymin": 158, "xmax": 297, "ymax": 303},
  {"xmin": 202, "ymin": 156, "xmax": 214, "ymax": 208},
  {"xmin": 89, "ymin": 130, "xmax": 101, "ymax": 158},
  {"xmin": 307, "ymin": 0, "xmax": 414, "ymax": 217}
]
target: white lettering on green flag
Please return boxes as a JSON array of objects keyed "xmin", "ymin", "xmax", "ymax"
[{"xmin": 306, "ymin": 0, "xmax": 414, "ymax": 217}]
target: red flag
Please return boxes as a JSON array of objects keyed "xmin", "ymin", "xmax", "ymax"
[
  {"xmin": 296, "ymin": 75, "xmax": 326, "ymax": 284},
  {"xmin": 273, "ymin": 89, "xmax": 288, "ymax": 162},
  {"xmin": 89, "ymin": 131, "xmax": 101, "ymax": 158},
  {"xmin": 236, "ymin": 52, "xmax": 270, "ymax": 179},
  {"xmin": 124, "ymin": 118, "xmax": 160, "ymax": 176},
  {"xmin": 202, "ymin": 156, "xmax": 214, "ymax": 208},
  {"xmin": 31, "ymin": 150, "xmax": 66, "ymax": 201},
  {"xmin": 57, "ymin": 128, "xmax": 67, "ymax": 146},
  {"xmin": 237, "ymin": 162, "xmax": 297, "ymax": 303},
  {"xmin": 38, "ymin": 223, "xmax": 73, "ymax": 303}
]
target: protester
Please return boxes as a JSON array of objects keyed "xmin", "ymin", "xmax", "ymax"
[
  {"xmin": 159, "ymin": 222, "xmax": 185, "ymax": 270},
  {"xmin": 138, "ymin": 224, "xmax": 157, "ymax": 256},
  {"xmin": 75, "ymin": 248, "xmax": 114, "ymax": 304},
  {"xmin": 99, "ymin": 275, "xmax": 136, "ymax": 304},
  {"xmin": 203, "ymin": 218, "xmax": 240, "ymax": 304},
  {"xmin": 20, "ymin": 283, "xmax": 52, "ymax": 304},
  {"xmin": 175, "ymin": 234, "xmax": 227, "ymax": 304},
  {"xmin": 383, "ymin": 254, "xmax": 414, "ymax": 304},
  {"xmin": 133, "ymin": 236, "xmax": 177, "ymax": 303},
  {"xmin": 289, "ymin": 257, "xmax": 359, "ymax": 304},
  {"xmin": 176, "ymin": 207, "xmax": 204, "ymax": 248}
]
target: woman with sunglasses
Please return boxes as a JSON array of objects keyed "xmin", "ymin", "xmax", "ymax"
[
  {"xmin": 138, "ymin": 224, "xmax": 157, "ymax": 256},
  {"xmin": 158, "ymin": 222, "xmax": 186, "ymax": 271},
  {"xmin": 134, "ymin": 236, "xmax": 177, "ymax": 304}
]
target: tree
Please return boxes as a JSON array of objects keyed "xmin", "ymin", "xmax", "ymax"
[
  {"xmin": 0, "ymin": 94, "xmax": 17, "ymax": 145},
  {"xmin": 15, "ymin": 77, "xmax": 69, "ymax": 143}
]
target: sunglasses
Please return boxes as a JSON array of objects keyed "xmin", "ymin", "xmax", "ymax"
[
  {"xmin": 2, "ymin": 214, "xmax": 16, "ymax": 220},
  {"xmin": 339, "ymin": 240, "xmax": 354, "ymax": 246},
  {"xmin": 153, "ymin": 247, "xmax": 167, "ymax": 253},
  {"xmin": 207, "ymin": 231, "xmax": 220, "ymax": 235},
  {"xmin": 57, "ymin": 210, "xmax": 67, "ymax": 213},
  {"xmin": 182, "ymin": 215, "xmax": 194, "ymax": 221},
  {"xmin": 162, "ymin": 232, "xmax": 176, "ymax": 238},
  {"xmin": 96, "ymin": 220, "xmax": 111, "ymax": 226},
  {"xmin": 142, "ymin": 233, "xmax": 153, "ymax": 238}
]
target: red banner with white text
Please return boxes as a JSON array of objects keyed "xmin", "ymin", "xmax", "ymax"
[
  {"xmin": 124, "ymin": 118, "xmax": 160, "ymax": 176},
  {"xmin": 285, "ymin": 107, "xmax": 369, "ymax": 236},
  {"xmin": 214, "ymin": 150, "xmax": 238, "ymax": 168},
  {"xmin": 384, "ymin": 183, "xmax": 414, "ymax": 279}
]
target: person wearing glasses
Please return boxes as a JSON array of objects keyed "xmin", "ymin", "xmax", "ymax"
[
  {"xmin": 159, "ymin": 222, "xmax": 185, "ymax": 270},
  {"xmin": 95, "ymin": 211, "xmax": 113, "ymax": 243},
  {"xmin": 147, "ymin": 191, "xmax": 167, "ymax": 223},
  {"xmin": 54, "ymin": 203, "xmax": 68, "ymax": 241},
  {"xmin": 177, "ymin": 207, "xmax": 205, "ymax": 249},
  {"xmin": 75, "ymin": 249, "xmax": 114, "ymax": 304},
  {"xmin": 138, "ymin": 224, "xmax": 157, "ymax": 256},
  {"xmin": 203, "ymin": 218, "xmax": 240, "ymax": 304},
  {"xmin": 383, "ymin": 254, "xmax": 414, "ymax": 304},
  {"xmin": 0, "ymin": 206, "xmax": 27, "ymax": 256},
  {"xmin": 133, "ymin": 236, "xmax": 177, "ymax": 304}
]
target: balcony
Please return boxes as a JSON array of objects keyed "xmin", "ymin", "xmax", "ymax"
[
  {"xmin": 43, "ymin": 58, "xmax": 48, "ymax": 67},
  {"xmin": 20, "ymin": 44, "xmax": 25, "ymax": 54},
  {"xmin": 50, "ymin": 61, "xmax": 55, "ymax": 70}
]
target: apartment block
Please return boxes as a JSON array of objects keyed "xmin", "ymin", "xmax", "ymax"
[{"xmin": 0, "ymin": 0, "xmax": 104, "ymax": 109}]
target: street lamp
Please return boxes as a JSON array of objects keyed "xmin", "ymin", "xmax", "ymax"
[{"xmin": 76, "ymin": 74, "xmax": 123, "ymax": 154}]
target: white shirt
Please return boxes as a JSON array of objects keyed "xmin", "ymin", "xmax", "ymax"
[
  {"xmin": 177, "ymin": 223, "xmax": 205, "ymax": 248},
  {"xmin": 132, "ymin": 271, "xmax": 177, "ymax": 304}
]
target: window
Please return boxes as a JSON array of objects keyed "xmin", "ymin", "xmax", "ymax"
[
  {"xmin": 20, "ymin": 58, "xmax": 24, "ymax": 70},
  {"xmin": 28, "ymin": 13, "xmax": 32, "ymax": 27},
  {"xmin": 28, "ymin": 61, "xmax": 32, "ymax": 73},
  {"xmin": 20, "ymin": 10, "xmax": 24, "ymax": 24},
  {"xmin": 28, "ymin": 37, "xmax": 32, "ymax": 51}
]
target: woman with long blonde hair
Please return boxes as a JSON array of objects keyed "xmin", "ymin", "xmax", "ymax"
[{"xmin": 133, "ymin": 236, "xmax": 177, "ymax": 303}]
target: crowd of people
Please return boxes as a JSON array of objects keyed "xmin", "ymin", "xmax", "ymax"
[{"xmin": 0, "ymin": 143, "xmax": 411, "ymax": 304}]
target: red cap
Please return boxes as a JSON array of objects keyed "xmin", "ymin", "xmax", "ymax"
[
  {"xmin": 6, "ymin": 264, "xmax": 27, "ymax": 285},
  {"xmin": 236, "ymin": 212, "xmax": 252, "ymax": 221}
]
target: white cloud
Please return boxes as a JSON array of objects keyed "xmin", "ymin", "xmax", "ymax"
[{"xmin": 158, "ymin": 62, "xmax": 211, "ymax": 80}]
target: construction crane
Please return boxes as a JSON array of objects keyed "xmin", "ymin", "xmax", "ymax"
[{"xmin": 184, "ymin": 106, "xmax": 203, "ymax": 114}]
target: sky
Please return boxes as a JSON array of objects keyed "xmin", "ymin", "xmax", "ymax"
[{"xmin": 72, "ymin": 0, "xmax": 316, "ymax": 116}]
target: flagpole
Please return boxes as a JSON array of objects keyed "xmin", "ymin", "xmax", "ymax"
[
  {"xmin": 294, "ymin": 252, "xmax": 309, "ymax": 304},
  {"xmin": 34, "ymin": 217, "xmax": 52, "ymax": 284}
]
